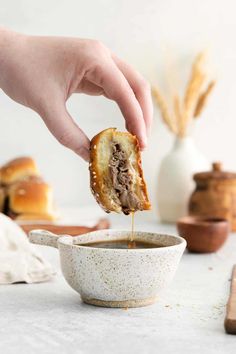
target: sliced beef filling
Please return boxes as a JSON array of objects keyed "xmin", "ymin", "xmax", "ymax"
[{"xmin": 109, "ymin": 143, "xmax": 142, "ymax": 214}]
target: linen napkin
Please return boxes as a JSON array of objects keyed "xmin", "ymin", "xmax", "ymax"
[{"xmin": 0, "ymin": 213, "xmax": 55, "ymax": 284}]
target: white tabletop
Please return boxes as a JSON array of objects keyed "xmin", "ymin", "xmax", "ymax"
[{"xmin": 0, "ymin": 209, "xmax": 236, "ymax": 354}]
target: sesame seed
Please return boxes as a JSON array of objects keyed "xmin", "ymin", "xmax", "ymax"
[
  {"xmin": 18, "ymin": 189, "xmax": 26, "ymax": 195},
  {"xmin": 94, "ymin": 145, "xmax": 97, "ymax": 149}
]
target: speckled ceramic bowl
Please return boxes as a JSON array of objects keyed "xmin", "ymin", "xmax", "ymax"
[{"xmin": 29, "ymin": 229, "xmax": 186, "ymax": 308}]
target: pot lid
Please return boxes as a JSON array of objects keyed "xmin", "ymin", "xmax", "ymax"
[{"xmin": 193, "ymin": 162, "xmax": 236, "ymax": 181}]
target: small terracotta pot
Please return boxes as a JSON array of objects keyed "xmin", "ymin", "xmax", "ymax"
[{"xmin": 177, "ymin": 216, "xmax": 229, "ymax": 253}]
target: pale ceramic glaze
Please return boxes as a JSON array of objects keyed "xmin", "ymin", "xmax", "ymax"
[
  {"xmin": 157, "ymin": 136, "xmax": 209, "ymax": 223},
  {"xmin": 29, "ymin": 229, "xmax": 186, "ymax": 308}
]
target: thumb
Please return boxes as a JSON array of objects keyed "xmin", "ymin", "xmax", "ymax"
[{"xmin": 40, "ymin": 102, "xmax": 90, "ymax": 161}]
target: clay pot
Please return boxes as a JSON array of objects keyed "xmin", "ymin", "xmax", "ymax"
[
  {"xmin": 189, "ymin": 162, "xmax": 236, "ymax": 230},
  {"xmin": 177, "ymin": 216, "xmax": 229, "ymax": 253}
]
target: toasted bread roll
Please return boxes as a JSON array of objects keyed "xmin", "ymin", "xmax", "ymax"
[
  {"xmin": 7, "ymin": 176, "xmax": 56, "ymax": 221},
  {"xmin": 89, "ymin": 128, "xmax": 151, "ymax": 214},
  {"xmin": 0, "ymin": 157, "xmax": 39, "ymax": 185}
]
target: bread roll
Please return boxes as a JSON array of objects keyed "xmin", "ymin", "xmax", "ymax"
[
  {"xmin": 0, "ymin": 157, "xmax": 39, "ymax": 185},
  {"xmin": 89, "ymin": 128, "xmax": 151, "ymax": 214},
  {"xmin": 7, "ymin": 176, "xmax": 56, "ymax": 221}
]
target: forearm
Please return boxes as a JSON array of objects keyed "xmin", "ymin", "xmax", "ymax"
[
  {"xmin": 0, "ymin": 28, "xmax": 9, "ymax": 84},
  {"xmin": 0, "ymin": 27, "xmax": 15, "ymax": 70},
  {"xmin": 0, "ymin": 28, "xmax": 15, "ymax": 89},
  {"xmin": 0, "ymin": 28, "xmax": 30, "ymax": 106}
]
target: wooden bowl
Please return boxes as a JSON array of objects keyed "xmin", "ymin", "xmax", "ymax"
[{"xmin": 177, "ymin": 216, "xmax": 230, "ymax": 253}]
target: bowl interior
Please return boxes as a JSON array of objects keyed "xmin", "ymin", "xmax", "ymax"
[
  {"xmin": 202, "ymin": 217, "xmax": 227, "ymax": 223},
  {"xmin": 65, "ymin": 230, "xmax": 185, "ymax": 250}
]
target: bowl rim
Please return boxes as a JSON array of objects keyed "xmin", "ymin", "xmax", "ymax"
[
  {"xmin": 58, "ymin": 229, "xmax": 187, "ymax": 252},
  {"xmin": 177, "ymin": 216, "xmax": 229, "ymax": 227}
]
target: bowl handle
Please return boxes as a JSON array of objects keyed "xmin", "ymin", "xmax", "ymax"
[{"xmin": 29, "ymin": 229, "xmax": 60, "ymax": 248}]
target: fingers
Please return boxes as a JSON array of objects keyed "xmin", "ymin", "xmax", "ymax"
[
  {"xmin": 112, "ymin": 54, "xmax": 153, "ymax": 135},
  {"xmin": 39, "ymin": 99, "xmax": 90, "ymax": 161},
  {"xmin": 87, "ymin": 61, "xmax": 147, "ymax": 149}
]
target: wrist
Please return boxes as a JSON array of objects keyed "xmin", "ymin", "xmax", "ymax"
[{"xmin": 0, "ymin": 26, "xmax": 13, "ymax": 48}]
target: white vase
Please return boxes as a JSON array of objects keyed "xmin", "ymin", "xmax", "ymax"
[{"xmin": 157, "ymin": 136, "xmax": 210, "ymax": 223}]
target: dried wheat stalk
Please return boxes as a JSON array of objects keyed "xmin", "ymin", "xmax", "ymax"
[
  {"xmin": 152, "ymin": 51, "xmax": 215, "ymax": 137},
  {"xmin": 183, "ymin": 52, "xmax": 207, "ymax": 133},
  {"xmin": 152, "ymin": 87, "xmax": 177, "ymax": 134},
  {"xmin": 182, "ymin": 71, "xmax": 206, "ymax": 135},
  {"xmin": 184, "ymin": 53, "xmax": 205, "ymax": 108},
  {"xmin": 194, "ymin": 80, "xmax": 216, "ymax": 118},
  {"xmin": 173, "ymin": 94, "xmax": 184, "ymax": 137}
]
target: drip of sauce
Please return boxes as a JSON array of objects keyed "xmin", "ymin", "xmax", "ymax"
[
  {"xmin": 130, "ymin": 211, "xmax": 135, "ymax": 242},
  {"xmin": 127, "ymin": 211, "xmax": 136, "ymax": 248},
  {"xmin": 77, "ymin": 212, "xmax": 165, "ymax": 250}
]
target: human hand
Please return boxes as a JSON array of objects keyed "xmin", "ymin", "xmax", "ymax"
[{"xmin": 0, "ymin": 28, "xmax": 153, "ymax": 161}]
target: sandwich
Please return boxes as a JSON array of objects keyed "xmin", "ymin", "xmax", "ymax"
[{"xmin": 89, "ymin": 128, "xmax": 151, "ymax": 214}]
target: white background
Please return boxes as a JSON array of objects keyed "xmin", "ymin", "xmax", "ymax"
[{"xmin": 0, "ymin": 0, "xmax": 235, "ymax": 210}]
